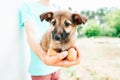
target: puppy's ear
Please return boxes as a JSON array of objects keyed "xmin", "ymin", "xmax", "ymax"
[
  {"xmin": 72, "ymin": 14, "xmax": 87, "ymax": 25},
  {"xmin": 40, "ymin": 12, "xmax": 53, "ymax": 22}
]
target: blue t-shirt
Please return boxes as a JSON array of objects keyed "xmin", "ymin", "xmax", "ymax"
[{"xmin": 19, "ymin": 2, "xmax": 60, "ymax": 76}]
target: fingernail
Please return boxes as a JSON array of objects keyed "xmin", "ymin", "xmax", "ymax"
[{"xmin": 61, "ymin": 51, "xmax": 68, "ymax": 55}]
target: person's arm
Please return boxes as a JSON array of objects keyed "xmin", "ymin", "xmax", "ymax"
[{"xmin": 24, "ymin": 20, "xmax": 80, "ymax": 67}]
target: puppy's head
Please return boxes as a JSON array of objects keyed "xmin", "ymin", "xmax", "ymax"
[{"xmin": 40, "ymin": 10, "xmax": 87, "ymax": 43}]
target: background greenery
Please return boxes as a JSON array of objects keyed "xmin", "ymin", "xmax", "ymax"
[{"xmin": 75, "ymin": 8, "xmax": 120, "ymax": 38}]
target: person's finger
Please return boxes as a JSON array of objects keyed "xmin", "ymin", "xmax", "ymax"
[
  {"xmin": 59, "ymin": 51, "xmax": 68, "ymax": 59},
  {"xmin": 56, "ymin": 59, "xmax": 80, "ymax": 67},
  {"xmin": 47, "ymin": 51, "xmax": 68, "ymax": 64},
  {"xmin": 57, "ymin": 61, "xmax": 79, "ymax": 67},
  {"xmin": 72, "ymin": 45, "xmax": 80, "ymax": 57}
]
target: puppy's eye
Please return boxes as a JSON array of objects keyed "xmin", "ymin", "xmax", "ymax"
[
  {"xmin": 51, "ymin": 20, "xmax": 56, "ymax": 26},
  {"xmin": 64, "ymin": 21, "xmax": 71, "ymax": 27}
]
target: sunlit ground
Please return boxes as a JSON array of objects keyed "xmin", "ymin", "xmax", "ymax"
[{"xmin": 61, "ymin": 37, "xmax": 120, "ymax": 80}]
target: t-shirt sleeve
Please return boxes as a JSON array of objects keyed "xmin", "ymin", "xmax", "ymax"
[{"xmin": 19, "ymin": 2, "xmax": 33, "ymax": 27}]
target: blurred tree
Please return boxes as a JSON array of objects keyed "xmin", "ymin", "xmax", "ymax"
[
  {"xmin": 104, "ymin": 8, "xmax": 120, "ymax": 37},
  {"xmin": 83, "ymin": 20, "xmax": 101, "ymax": 37},
  {"xmin": 77, "ymin": 25, "xmax": 84, "ymax": 38},
  {"xmin": 80, "ymin": 7, "xmax": 109, "ymax": 24},
  {"xmin": 69, "ymin": 7, "xmax": 120, "ymax": 37}
]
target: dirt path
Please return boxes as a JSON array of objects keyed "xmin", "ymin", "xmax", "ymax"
[{"xmin": 61, "ymin": 37, "xmax": 120, "ymax": 80}]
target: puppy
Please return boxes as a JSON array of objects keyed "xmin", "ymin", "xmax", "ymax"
[{"xmin": 40, "ymin": 10, "xmax": 87, "ymax": 61}]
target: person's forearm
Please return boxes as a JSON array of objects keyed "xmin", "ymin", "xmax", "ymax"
[
  {"xmin": 24, "ymin": 21, "xmax": 46, "ymax": 61},
  {"xmin": 27, "ymin": 33, "xmax": 46, "ymax": 61}
]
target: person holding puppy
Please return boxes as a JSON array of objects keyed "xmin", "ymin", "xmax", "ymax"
[{"xmin": 19, "ymin": 0, "xmax": 80, "ymax": 80}]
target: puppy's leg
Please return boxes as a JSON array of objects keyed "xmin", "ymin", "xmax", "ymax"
[
  {"xmin": 67, "ymin": 48, "xmax": 77, "ymax": 61},
  {"xmin": 47, "ymin": 48, "xmax": 58, "ymax": 56},
  {"xmin": 40, "ymin": 30, "xmax": 51, "ymax": 52}
]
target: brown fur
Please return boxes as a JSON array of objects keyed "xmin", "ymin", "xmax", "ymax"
[{"xmin": 40, "ymin": 10, "xmax": 87, "ymax": 54}]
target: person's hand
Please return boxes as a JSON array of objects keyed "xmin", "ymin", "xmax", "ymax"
[{"xmin": 42, "ymin": 45, "xmax": 80, "ymax": 67}]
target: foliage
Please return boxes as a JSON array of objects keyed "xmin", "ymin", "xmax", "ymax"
[
  {"xmin": 83, "ymin": 20, "xmax": 101, "ymax": 37},
  {"xmin": 77, "ymin": 25, "xmax": 84, "ymax": 38},
  {"xmin": 77, "ymin": 8, "xmax": 120, "ymax": 38},
  {"xmin": 104, "ymin": 8, "xmax": 120, "ymax": 37},
  {"xmin": 80, "ymin": 7, "xmax": 109, "ymax": 24},
  {"xmin": 100, "ymin": 26, "xmax": 116, "ymax": 37}
]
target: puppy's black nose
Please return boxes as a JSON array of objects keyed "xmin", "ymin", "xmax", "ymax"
[{"xmin": 54, "ymin": 35, "xmax": 61, "ymax": 41}]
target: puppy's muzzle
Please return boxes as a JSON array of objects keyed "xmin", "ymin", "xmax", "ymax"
[
  {"xmin": 54, "ymin": 34, "xmax": 61, "ymax": 41},
  {"xmin": 52, "ymin": 28, "xmax": 69, "ymax": 41}
]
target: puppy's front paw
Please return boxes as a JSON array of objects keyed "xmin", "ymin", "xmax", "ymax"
[
  {"xmin": 67, "ymin": 48, "xmax": 77, "ymax": 61},
  {"xmin": 47, "ymin": 48, "xmax": 57, "ymax": 56}
]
